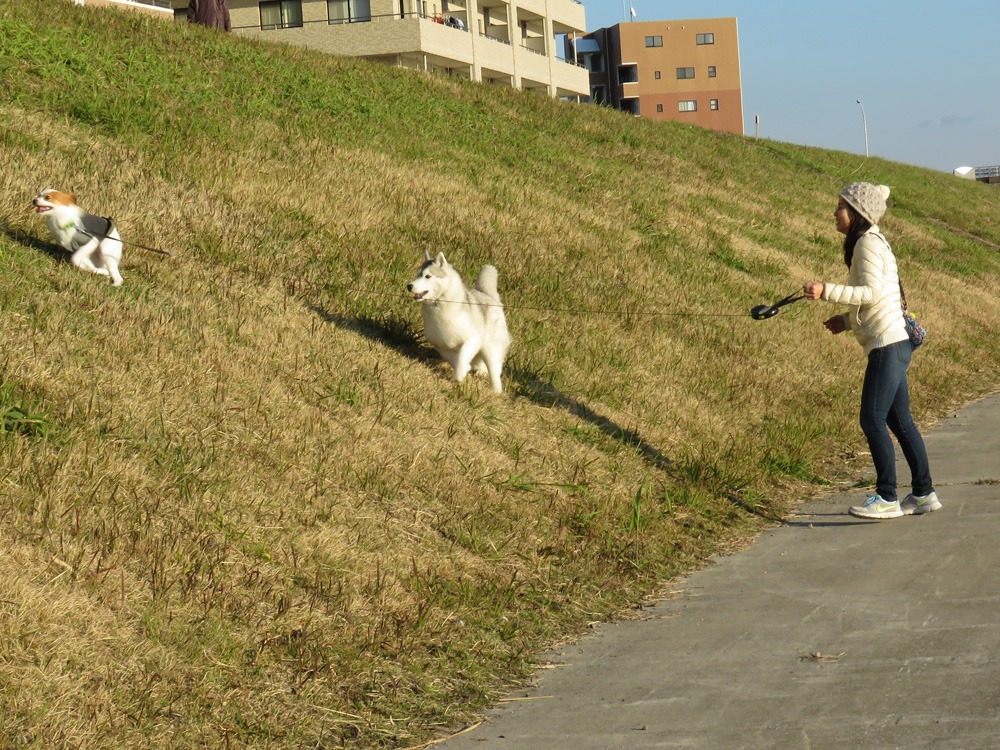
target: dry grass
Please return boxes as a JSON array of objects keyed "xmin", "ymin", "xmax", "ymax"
[{"xmin": 2, "ymin": 1, "xmax": 1000, "ymax": 746}]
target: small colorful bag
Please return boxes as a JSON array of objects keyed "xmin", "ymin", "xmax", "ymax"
[{"xmin": 899, "ymin": 282, "xmax": 926, "ymax": 349}]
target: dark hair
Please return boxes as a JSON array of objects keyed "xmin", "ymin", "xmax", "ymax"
[{"xmin": 842, "ymin": 201, "xmax": 872, "ymax": 268}]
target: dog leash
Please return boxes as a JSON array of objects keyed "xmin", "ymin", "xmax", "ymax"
[{"xmin": 76, "ymin": 222, "xmax": 173, "ymax": 257}]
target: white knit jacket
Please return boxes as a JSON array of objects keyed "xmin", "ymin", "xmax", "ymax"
[{"xmin": 821, "ymin": 227, "xmax": 909, "ymax": 355}]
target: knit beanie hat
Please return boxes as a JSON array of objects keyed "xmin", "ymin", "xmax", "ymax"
[{"xmin": 840, "ymin": 182, "xmax": 891, "ymax": 225}]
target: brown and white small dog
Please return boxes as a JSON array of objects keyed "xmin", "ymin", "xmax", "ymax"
[{"xmin": 32, "ymin": 188, "xmax": 124, "ymax": 286}]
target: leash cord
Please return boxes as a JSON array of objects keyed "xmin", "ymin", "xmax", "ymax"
[
  {"xmin": 327, "ymin": 285, "xmax": 746, "ymax": 319},
  {"xmin": 75, "ymin": 226, "xmax": 172, "ymax": 256}
]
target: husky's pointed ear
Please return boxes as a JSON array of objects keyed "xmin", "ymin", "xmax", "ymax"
[{"xmin": 435, "ymin": 252, "xmax": 448, "ymax": 267}]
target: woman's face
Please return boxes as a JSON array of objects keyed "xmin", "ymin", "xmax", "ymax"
[{"xmin": 834, "ymin": 200, "xmax": 853, "ymax": 235}]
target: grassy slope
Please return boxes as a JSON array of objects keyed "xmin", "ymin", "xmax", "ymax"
[{"xmin": 2, "ymin": 1, "xmax": 999, "ymax": 747}]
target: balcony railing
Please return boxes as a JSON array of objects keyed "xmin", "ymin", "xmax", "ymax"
[
  {"xmin": 482, "ymin": 32, "xmax": 511, "ymax": 46},
  {"xmin": 231, "ymin": 8, "xmax": 587, "ymax": 69},
  {"xmin": 234, "ymin": 9, "xmax": 468, "ymax": 32}
]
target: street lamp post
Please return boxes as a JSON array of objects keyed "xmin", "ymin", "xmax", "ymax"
[{"xmin": 856, "ymin": 99, "xmax": 869, "ymax": 158}]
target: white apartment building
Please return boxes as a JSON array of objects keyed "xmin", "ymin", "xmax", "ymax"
[{"xmin": 203, "ymin": 0, "xmax": 589, "ymax": 98}]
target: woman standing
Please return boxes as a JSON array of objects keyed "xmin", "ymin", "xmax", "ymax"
[{"xmin": 803, "ymin": 182, "xmax": 940, "ymax": 519}]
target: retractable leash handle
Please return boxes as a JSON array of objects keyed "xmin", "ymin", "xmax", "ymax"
[{"xmin": 749, "ymin": 292, "xmax": 805, "ymax": 320}]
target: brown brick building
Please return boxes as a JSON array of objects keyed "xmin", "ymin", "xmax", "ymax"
[{"xmin": 570, "ymin": 17, "xmax": 743, "ymax": 134}]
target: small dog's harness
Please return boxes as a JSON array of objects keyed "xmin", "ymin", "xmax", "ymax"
[{"xmin": 62, "ymin": 213, "xmax": 115, "ymax": 251}]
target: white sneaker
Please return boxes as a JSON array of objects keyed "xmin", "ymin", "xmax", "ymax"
[
  {"xmin": 849, "ymin": 494, "xmax": 904, "ymax": 519},
  {"xmin": 900, "ymin": 491, "xmax": 942, "ymax": 515}
]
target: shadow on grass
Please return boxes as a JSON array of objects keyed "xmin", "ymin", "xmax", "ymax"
[
  {"xmin": 311, "ymin": 305, "xmax": 782, "ymax": 522},
  {"xmin": 0, "ymin": 223, "xmax": 68, "ymax": 264},
  {"xmin": 309, "ymin": 304, "xmax": 432, "ymax": 362},
  {"xmin": 507, "ymin": 364, "xmax": 674, "ymax": 473}
]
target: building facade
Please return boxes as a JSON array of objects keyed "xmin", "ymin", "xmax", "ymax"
[
  {"xmin": 178, "ymin": 0, "xmax": 590, "ymax": 99},
  {"xmin": 570, "ymin": 17, "xmax": 743, "ymax": 134}
]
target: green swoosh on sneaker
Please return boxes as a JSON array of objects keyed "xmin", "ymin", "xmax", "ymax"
[{"xmin": 861, "ymin": 499, "xmax": 898, "ymax": 513}]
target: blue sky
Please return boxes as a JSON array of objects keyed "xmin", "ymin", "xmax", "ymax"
[{"xmin": 581, "ymin": 0, "xmax": 999, "ymax": 173}]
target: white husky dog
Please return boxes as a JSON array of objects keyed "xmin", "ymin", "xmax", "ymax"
[
  {"xmin": 32, "ymin": 188, "xmax": 124, "ymax": 286},
  {"xmin": 407, "ymin": 252, "xmax": 511, "ymax": 393}
]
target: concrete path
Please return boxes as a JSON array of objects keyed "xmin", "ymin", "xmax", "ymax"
[{"xmin": 442, "ymin": 393, "xmax": 1000, "ymax": 749}]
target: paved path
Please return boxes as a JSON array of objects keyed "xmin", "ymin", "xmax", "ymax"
[{"xmin": 442, "ymin": 393, "xmax": 1000, "ymax": 749}]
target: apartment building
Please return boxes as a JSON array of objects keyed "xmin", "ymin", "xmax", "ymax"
[
  {"xmin": 181, "ymin": 0, "xmax": 590, "ymax": 99},
  {"xmin": 570, "ymin": 18, "xmax": 743, "ymax": 134}
]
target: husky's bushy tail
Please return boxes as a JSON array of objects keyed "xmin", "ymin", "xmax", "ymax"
[{"xmin": 474, "ymin": 265, "xmax": 501, "ymax": 303}]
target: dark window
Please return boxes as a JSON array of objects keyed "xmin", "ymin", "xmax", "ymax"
[
  {"xmin": 656, "ymin": 104, "xmax": 664, "ymax": 113},
  {"xmin": 708, "ymin": 66, "xmax": 717, "ymax": 78},
  {"xmin": 644, "ymin": 35, "xmax": 662, "ymax": 47},
  {"xmin": 654, "ymin": 70, "xmax": 661, "ymax": 80},
  {"xmin": 676, "ymin": 67, "xmax": 695, "ymax": 79},
  {"xmin": 618, "ymin": 64, "xmax": 638, "ymax": 84},
  {"xmin": 587, "ymin": 54, "xmax": 606, "ymax": 73},
  {"xmin": 696, "ymin": 33, "xmax": 715, "ymax": 45}
]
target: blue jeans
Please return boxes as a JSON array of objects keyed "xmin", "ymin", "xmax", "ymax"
[{"xmin": 860, "ymin": 340, "xmax": 934, "ymax": 503}]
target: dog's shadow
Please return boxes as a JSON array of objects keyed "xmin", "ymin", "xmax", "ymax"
[
  {"xmin": 310, "ymin": 304, "xmax": 436, "ymax": 363},
  {"xmin": 0, "ymin": 223, "xmax": 68, "ymax": 264}
]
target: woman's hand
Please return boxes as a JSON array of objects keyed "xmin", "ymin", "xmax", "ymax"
[
  {"xmin": 824, "ymin": 314, "xmax": 847, "ymax": 334},
  {"xmin": 803, "ymin": 281, "xmax": 824, "ymax": 300}
]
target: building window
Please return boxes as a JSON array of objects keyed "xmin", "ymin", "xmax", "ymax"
[
  {"xmin": 654, "ymin": 70, "xmax": 661, "ymax": 80},
  {"xmin": 591, "ymin": 85, "xmax": 607, "ymax": 105},
  {"xmin": 587, "ymin": 54, "xmax": 606, "ymax": 74},
  {"xmin": 696, "ymin": 33, "xmax": 715, "ymax": 45},
  {"xmin": 621, "ymin": 98, "xmax": 640, "ymax": 116},
  {"xmin": 618, "ymin": 64, "xmax": 638, "ymax": 85},
  {"xmin": 656, "ymin": 104, "xmax": 664, "ymax": 113},
  {"xmin": 260, "ymin": 0, "xmax": 302, "ymax": 29},
  {"xmin": 328, "ymin": 0, "xmax": 371, "ymax": 23},
  {"xmin": 708, "ymin": 66, "xmax": 717, "ymax": 78},
  {"xmin": 679, "ymin": 100, "xmax": 697, "ymax": 112},
  {"xmin": 710, "ymin": 99, "xmax": 719, "ymax": 110},
  {"xmin": 645, "ymin": 35, "xmax": 662, "ymax": 47},
  {"xmin": 676, "ymin": 67, "xmax": 694, "ymax": 79}
]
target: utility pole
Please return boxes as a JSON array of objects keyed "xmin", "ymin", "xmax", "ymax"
[{"xmin": 856, "ymin": 99, "xmax": 869, "ymax": 158}]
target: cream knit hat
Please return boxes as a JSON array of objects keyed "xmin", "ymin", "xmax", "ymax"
[{"xmin": 840, "ymin": 182, "xmax": 891, "ymax": 225}]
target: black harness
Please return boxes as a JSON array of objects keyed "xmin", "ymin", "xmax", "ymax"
[{"xmin": 71, "ymin": 213, "xmax": 115, "ymax": 252}]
